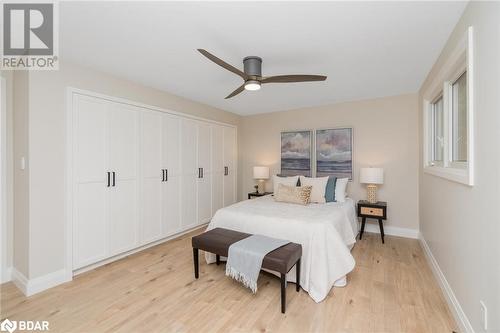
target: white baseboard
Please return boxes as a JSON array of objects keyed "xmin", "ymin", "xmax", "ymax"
[
  {"xmin": 1, "ymin": 266, "xmax": 12, "ymax": 283},
  {"xmin": 419, "ymin": 234, "xmax": 474, "ymax": 333},
  {"xmin": 11, "ymin": 268, "xmax": 70, "ymax": 297},
  {"xmin": 362, "ymin": 223, "xmax": 419, "ymax": 239}
]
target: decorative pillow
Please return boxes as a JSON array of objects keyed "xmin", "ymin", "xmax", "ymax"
[
  {"xmin": 325, "ymin": 176, "xmax": 337, "ymax": 202},
  {"xmin": 334, "ymin": 178, "xmax": 349, "ymax": 203},
  {"xmin": 299, "ymin": 176, "xmax": 329, "ymax": 203},
  {"xmin": 273, "ymin": 175, "xmax": 299, "ymax": 194},
  {"xmin": 274, "ymin": 184, "xmax": 312, "ymax": 205}
]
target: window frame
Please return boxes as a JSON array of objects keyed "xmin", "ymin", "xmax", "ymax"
[
  {"xmin": 429, "ymin": 93, "xmax": 444, "ymax": 167},
  {"xmin": 422, "ymin": 26, "xmax": 474, "ymax": 186}
]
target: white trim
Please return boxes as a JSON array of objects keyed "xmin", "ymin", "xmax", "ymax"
[
  {"xmin": 11, "ymin": 268, "xmax": 70, "ymax": 297},
  {"xmin": 74, "ymin": 223, "xmax": 207, "ymax": 276},
  {"xmin": 362, "ymin": 223, "xmax": 419, "ymax": 239},
  {"xmin": 419, "ymin": 234, "xmax": 475, "ymax": 333},
  {"xmin": 0, "ymin": 77, "xmax": 9, "ymax": 284}
]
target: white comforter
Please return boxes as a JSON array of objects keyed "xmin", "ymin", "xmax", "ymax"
[{"xmin": 205, "ymin": 195, "xmax": 358, "ymax": 303}]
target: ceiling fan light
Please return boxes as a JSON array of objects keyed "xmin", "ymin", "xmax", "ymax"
[{"xmin": 244, "ymin": 80, "xmax": 261, "ymax": 91}]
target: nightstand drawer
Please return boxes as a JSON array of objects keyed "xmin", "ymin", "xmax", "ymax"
[{"xmin": 360, "ymin": 206, "xmax": 384, "ymax": 217}]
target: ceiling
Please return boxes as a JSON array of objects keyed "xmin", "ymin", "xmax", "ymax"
[{"xmin": 59, "ymin": 1, "xmax": 467, "ymax": 116}]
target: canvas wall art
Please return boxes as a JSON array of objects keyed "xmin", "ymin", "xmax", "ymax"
[
  {"xmin": 280, "ymin": 130, "xmax": 312, "ymax": 176},
  {"xmin": 316, "ymin": 128, "xmax": 353, "ymax": 179}
]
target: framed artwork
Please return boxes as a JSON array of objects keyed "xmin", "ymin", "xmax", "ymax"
[
  {"xmin": 280, "ymin": 130, "xmax": 312, "ymax": 176},
  {"xmin": 316, "ymin": 128, "xmax": 353, "ymax": 179}
]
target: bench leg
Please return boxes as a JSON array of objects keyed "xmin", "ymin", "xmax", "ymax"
[
  {"xmin": 216, "ymin": 254, "xmax": 220, "ymax": 266},
  {"xmin": 193, "ymin": 248, "xmax": 199, "ymax": 279},
  {"xmin": 296, "ymin": 258, "xmax": 301, "ymax": 292},
  {"xmin": 281, "ymin": 273, "xmax": 286, "ymax": 314}
]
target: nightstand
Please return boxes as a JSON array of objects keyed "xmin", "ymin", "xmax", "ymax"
[
  {"xmin": 357, "ymin": 200, "xmax": 387, "ymax": 243},
  {"xmin": 248, "ymin": 192, "xmax": 273, "ymax": 199}
]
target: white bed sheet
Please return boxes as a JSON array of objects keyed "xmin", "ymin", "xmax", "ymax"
[{"xmin": 205, "ymin": 195, "xmax": 358, "ymax": 303}]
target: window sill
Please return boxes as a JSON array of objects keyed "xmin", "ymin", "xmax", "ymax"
[{"xmin": 424, "ymin": 165, "xmax": 472, "ymax": 186}]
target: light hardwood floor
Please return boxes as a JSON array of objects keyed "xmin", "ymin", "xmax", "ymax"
[{"xmin": 1, "ymin": 230, "xmax": 457, "ymax": 333}]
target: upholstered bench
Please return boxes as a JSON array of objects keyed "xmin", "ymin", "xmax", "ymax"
[{"xmin": 192, "ymin": 227, "xmax": 302, "ymax": 313}]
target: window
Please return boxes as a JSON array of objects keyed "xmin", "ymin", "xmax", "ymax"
[
  {"xmin": 452, "ymin": 72, "xmax": 467, "ymax": 163},
  {"xmin": 431, "ymin": 95, "xmax": 444, "ymax": 164},
  {"xmin": 422, "ymin": 26, "xmax": 473, "ymax": 186}
]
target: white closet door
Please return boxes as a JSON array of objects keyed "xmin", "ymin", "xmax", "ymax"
[
  {"xmin": 211, "ymin": 125, "xmax": 224, "ymax": 215},
  {"xmin": 163, "ymin": 115, "xmax": 181, "ymax": 176},
  {"xmin": 73, "ymin": 95, "xmax": 108, "ymax": 269},
  {"xmin": 180, "ymin": 119, "xmax": 198, "ymax": 229},
  {"xmin": 140, "ymin": 111, "xmax": 163, "ymax": 244},
  {"xmin": 197, "ymin": 122, "xmax": 212, "ymax": 224},
  {"xmin": 107, "ymin": 103, "xmax": 139, "ymax": 255},
  {"xmin": 162, "ymin": 115, "xmax": 181, "ymax": 236},
  {"xmin": 163, "ymin": 176, "xmax": 181, "ymax": 235},
  {"xmin": 223, "ymin": 126, "xmax": 237, "ymax": 207}
]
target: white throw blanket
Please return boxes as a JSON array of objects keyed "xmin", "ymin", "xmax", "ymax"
[
  {"xmin": 206, "ymin": 195, "xmax": 358, "ymax": 303},
  {"xmin": 226, "ymin": 235, "xmax": 290, "ymax": 293}
]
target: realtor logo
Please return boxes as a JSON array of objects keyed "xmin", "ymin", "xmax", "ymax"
[
  {"xmin": 1, "ymin": 2, "xmax": 59, "ymax": 69},
  {"xmin": 0, "ymin": 319, "xmax": 17, "ymax": 333}
]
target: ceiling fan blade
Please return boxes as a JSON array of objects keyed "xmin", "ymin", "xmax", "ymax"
[
  {"xmin": 225, "ymin": 84, "xmax": 245, "ymax": 99},
  {"xmin": 198, "ymin": 49, "xmax": 248, "ymax": 80},
  {"xmin": 262, "ymin": 75, "xmax": 327, "ymax": 84}
]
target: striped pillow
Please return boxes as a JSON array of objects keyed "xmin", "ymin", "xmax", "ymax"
[{"xmin": 274, "ymin": 184, "xmax": 312, "ymax": 205}]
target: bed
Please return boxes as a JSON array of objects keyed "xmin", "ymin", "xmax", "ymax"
[{"xmin": 204, "ymin": 194, "xmax": 358, "ymax": 303}]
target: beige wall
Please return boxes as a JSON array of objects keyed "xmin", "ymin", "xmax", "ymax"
[
  {"xmin": 240, "ymin": 94, "xmax": 419, "ymax": 232},
  {"xmin": 418, "ymin": 2, "xmax": 499, "ymax": 332},
  {"xmin": 20, "ymin": 62, "xmax": 241, "ymax": 279}
]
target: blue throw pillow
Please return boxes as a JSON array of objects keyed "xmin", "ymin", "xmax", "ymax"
[{"xmin": 325, "ymin": 176, "xmax": 337, "ymax": 202}]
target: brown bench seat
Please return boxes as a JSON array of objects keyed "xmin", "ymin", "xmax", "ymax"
[{"xmin": 192, "ymin": 227, "xmax": 302, "ymax": 313}]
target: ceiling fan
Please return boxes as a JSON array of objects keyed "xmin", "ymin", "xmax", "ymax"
[{"xmin": 197, "ymin": 49, "xmax": 327, "ymax": 99}]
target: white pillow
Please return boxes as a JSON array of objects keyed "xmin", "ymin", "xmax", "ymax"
[
  {"xmin": 299, "ymin": 176, "xmax": 329, "ymax": 203},
  {"xmin": 273, "ymin": 175, "xmax": 299, "ymax": 194},
  {"xmin": 335, "ymin": 178, "xmax": 349, "ymax": 202}
]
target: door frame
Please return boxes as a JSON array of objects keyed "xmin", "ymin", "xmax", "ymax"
[
  {"xmin": 65, "ymin": 87, "xmax": 237, "ymax": 276},
  {"xmin": 0, "ymin": 76, "xmax": 9, "ymax": 283}
]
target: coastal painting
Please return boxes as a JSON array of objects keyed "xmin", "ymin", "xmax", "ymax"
[
  {"xmin": 281, "ymin": 130, "xmax": 312, "ymax": 176},
  {"xmin": 316, "ymin": 128, "xmax": 353, "ymax": 179}
]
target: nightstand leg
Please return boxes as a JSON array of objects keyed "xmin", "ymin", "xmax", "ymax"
[
  {"xmin": 378, "ymin": 219, "xmax": 385, "ymax": 244},
  {"xmin": 360, "ymin": 217, "xmax": 366, "ymax": 240}
]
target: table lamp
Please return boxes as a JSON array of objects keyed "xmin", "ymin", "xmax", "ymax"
[
  {"xmin": 360, "ymin": 167, "xmax": 384, "ymax": 203},
  {"xmin": 253, "ymin": 166, "xmax": 269, "ymax": 194}
]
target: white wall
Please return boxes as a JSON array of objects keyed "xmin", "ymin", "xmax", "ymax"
[
  {"xmin": 240, "ymin": 93, "xmax": 420, "ymax": 235},
  {"xmin": 15, "ymin": 62, "xmax": 240, "ymax": 281},
  {"xmin": 12, "ymin": 71, "xmax": 30, "ymax": 278},
  {"xmin": 0, "ymin": 71, "xmax": 14, "ymax": 282},
  {"xmin": 418, "ymin": 2, "xmax": 500, "ymax": 332}
]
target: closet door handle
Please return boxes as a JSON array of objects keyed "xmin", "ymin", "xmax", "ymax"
[
  {"xmin": 198, "ymin": 168, "xmax": 202, "ymax": 179},
  {"xmin": 112, "ymin": 172, "xmax": 116, "ymax": 187},
  {"xmin": 161, "ymin": 169, "xmax": 165, "ymax": 182},
  {"xmin": 224, "ymin": 166, "xmax": 228, "ymax": 176},
  {"xmin": 107, "ymin": 172, "xmax": 111, "ymax": 187},
  {"xmin": 201, "ymin": 168, "xmax": 204, "ymax": 178},
  {"xmin": 165, "ymin": 169, "xmax": 168, "ymax": 182}
]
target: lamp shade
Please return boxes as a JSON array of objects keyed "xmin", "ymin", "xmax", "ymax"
[
  {"xmin": 360, "ymin": 167, "xmax": 384, "ymax": 184},
  {"xmin": 253, "ymin": 166, "xmax": 269, "ymax": 180}
]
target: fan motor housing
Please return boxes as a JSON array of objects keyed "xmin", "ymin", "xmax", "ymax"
[{"xmin": 243, "ymin": 56, "xmax": 262, "ymax": 77}]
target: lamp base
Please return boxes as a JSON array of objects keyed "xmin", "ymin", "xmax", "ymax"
[
  {"xmin": 257, "ymin": 180, "xmax": 265, "ymax": 194},
  {"xmin": 366, "ymin": 184, "xmax": 378, "ymax": 203}
]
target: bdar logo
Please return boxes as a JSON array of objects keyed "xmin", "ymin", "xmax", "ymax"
[{"xmin": 0, "ymin": 319, "xmax": 17, "ymax": 333}]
